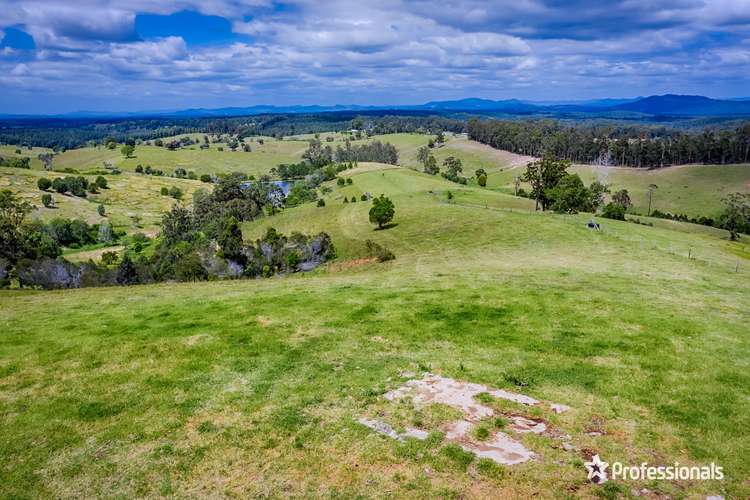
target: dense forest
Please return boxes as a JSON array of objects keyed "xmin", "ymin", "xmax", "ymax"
[
  {"xmin": 0, "ymin": 112, "xmax": 464, "ymax": 150},
  {"xmin": 468, "ymin": 119, "xmax": 750, "ymax": 167}
]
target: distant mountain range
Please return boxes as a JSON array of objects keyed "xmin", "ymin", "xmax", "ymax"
[{"xmin": 3, "ymin": 94, "xmax": 750, "ymax": 120}]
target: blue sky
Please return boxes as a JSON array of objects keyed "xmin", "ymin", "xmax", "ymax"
[{"xmin": 1, "ymin": 0, "xmax": 749, "ymax": 114}]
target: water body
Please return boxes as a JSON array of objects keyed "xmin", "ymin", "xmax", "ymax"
[{"xmin": 240, "ymin": 180, "xmax": 293, "ymax": 195}]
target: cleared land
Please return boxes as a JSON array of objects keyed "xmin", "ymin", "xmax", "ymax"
[
  {"xmin": 0, "ymin": 167, "xmax": 203, "ymax": 233},
  {"xmin": 1, "ymin": 166, "xmax": 748, "ymax": 498}
]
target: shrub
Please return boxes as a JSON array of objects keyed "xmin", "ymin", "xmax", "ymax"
[
  {"xmin": 160, "ymin": 186, "xmax": 169, "ymax": 196},
  {"xmin": 365, "ymin": 239, "xmax": 395, "ymax": 262},
  {"xmin": 601, "ymin": 202, "xmax": 626, "ymax": 221},
  {"xmin": 343, "ymin": 197, "xmax": 349, "ymax": 203},
  {"xmin": 336, "ymin": 177, "xmax": 345, "ymax": 186},
  {"xmin": 116, "ymin": 255, "xmax": 138, "ymax": 285},
  {"xmin": 101, "ymin": 251, "xmax": 119, "ymax": 265},
  {"xmin": 95, "ymin": 176, "xmax": 107, "ymax": 189},
  {"xmin": 360, "ymin": 194, "xmax": 367, "ymax": 201},
  {"xmin": 346, "ymin": 177, "xmax": 353, "ymax": 185},
  {"xmin": 52, "ymin": 177, "xmax": 67, "ymax": 194},
  {"xmin": 97, "ymin": 204, "xmax": 106, "ymax": 217},
  {"xmin": 200, "ymin": 174, "xmax": 212, "ymax": 183},
  {"xmin": 37, "ymin": 178, "xmax": 52, "ymax": 191},
  {"xmin": 41, "ymin": 193, "xmax": 53, "ymax": 208},
  {"xmin": 477, "ymin": 174, "xmax": 487, "ymax": 187},
  {"xmin": 135, "ymin": 164, "xmax": 143, "ymax": 173},
  {"xmin": 169, "ymin": 186, "xmax": 183, "ymax": 200},
  {"xmin": 317, "ymin": 198, "xmax": 326, "ymax": 207},
  {"xmin": 285, "ymin": 250, "xmax": 301, "ymax": 270}
]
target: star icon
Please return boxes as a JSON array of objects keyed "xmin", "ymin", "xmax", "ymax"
[{"xmin": 584, "ymin": 454, "xmax": 609, "ymax": 484}]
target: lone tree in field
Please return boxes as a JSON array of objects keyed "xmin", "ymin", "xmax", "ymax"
[
  {"xmin": 719, "ymin": 193, "xmax": 750, "ymax": 241},
  {"xmin": 121, "ymin": 144, "xmax": 135, "ymax": 158},
  {"xmin": 520, "ymin": 157, "xmax": 570, "ymax": 210},
  {"xmin": 417, "ymin": 146, "xmax": 430, "ymax": 166},
  {"xmin": 369, "ymin": 194, "xmax": 395, "ymax": 229}
]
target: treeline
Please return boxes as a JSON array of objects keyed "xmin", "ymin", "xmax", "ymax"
[
  {"xmin": 0, "ymin": 112, "xmax": 463, "ymax": 149},
  {"xmin": 0, "ymin": 174, "xmax": 335, "ymax": 288},
  {"xmin": 468, "ymin": 119, "xmax": 750, "ymax": 168}
]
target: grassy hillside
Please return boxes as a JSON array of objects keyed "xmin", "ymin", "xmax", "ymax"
[
  {"xmin": 0, "ymin": 167, "xmax": 203, "ymax": 233},
  {"xmin": 49, "ymin": 137, "xmax": 308, "ymax": 177},
  {"xmin": 1, "ymin": 166, "xmax": 748, "ymax": 498}
]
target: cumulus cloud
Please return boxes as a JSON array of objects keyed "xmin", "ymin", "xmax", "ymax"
[{"xmin": 0, "ymin": 0, "xmax": 749, "ymax": 112}]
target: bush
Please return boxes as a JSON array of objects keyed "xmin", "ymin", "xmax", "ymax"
[
  {"xmin": 160, "ymin": 186, "xmax": 169, "ymax": 196},
  {"xmin": 95, "ymin": 176, "xmax": 107, "ymax": 189},
  {"xmin": 169, "ymin": 186, "xmax": 183, "ymax": 200},
  {"xmin": 317, "ymin": 198, "xmax": 326, "ymax": 207},
  {"xmin": 37, "ymin": 178, "xmax": 52, "ymax": 191},
  {"xmin": 97, "ymin": 204, "xmax": 106, "ymax": 217},
  {"xmin": 477, "ymin": 174, "xmax": 487, "ymax": 187},
  {"xmin": 135, "ymin": 164, "xmax": 143, "ymax": 173},
  {"xmin": 346, "ymin": 178, "xmax": 353, "ymax": 185},
  {"xmin": 101, "ymin": 251, "xmax": 118, "ymax": 265},
  {"xmin": 200, "ymin": 174, "xmax": 212, "ymax": 183},
  {"xmin": 601, "ymin": 202, "xmax": 626, "ymax": 221},
  {"xmin": 41, "ymin": 193, "xmax": 53, "ymax": 208},
  {"xmin": 365, "ymin": 239, "xmax": 395, "ymax": 262},
  {"xmin": 336, "ymin": 177, "xmax": 345, "ymax": 186}
]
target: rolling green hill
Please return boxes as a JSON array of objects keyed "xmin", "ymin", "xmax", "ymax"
[
  {"xmin": 0, "ymin": 167, "xmax": 203, "ymax": 234},
  {"xmin": 1, "ymin": 165, "xmax": 748, "ymax": 498}
]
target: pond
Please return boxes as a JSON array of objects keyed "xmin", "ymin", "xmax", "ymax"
[{"xmin": 240, "ymin": 180, "xmax": 293, "ymax": 196}]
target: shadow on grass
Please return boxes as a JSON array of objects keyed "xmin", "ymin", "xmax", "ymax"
[{"xmin": 375, "ymin": 223, "xmax": 399, "ymax": 231}]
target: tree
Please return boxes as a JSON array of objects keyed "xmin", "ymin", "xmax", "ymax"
[
  {"xmin": 217, "ymin": 216, "xmax": 245, "ymax": 263},
  {"xmin": 647, "ymin": 184, "xmax": 658, "ymax": 216},
  {"xmin": 200, "ymin": 174, "xmax": 212, "ymax": 183},
  {"xmin": 135, "ymin": 164, "xmax": 143, "ymax": 173},
  {"xmin": 116, "ymin": 255, "xmax": 138, "ymax": 285},
  {"xmin": 548, "ymin": 174, "xmax": 591, "ymax": 214},
  {"xmin": 611, "ymin": 189, "xmax": 632, "ymax": 209},
  {"xmin": 0, "ymin": 190, "xmax": 32, "ymax": 264},
  {"xmin": 37, "ymin": 178, "xmax": 52, "ymax": 191},
  {"xmin": 169, "ymin": 186, "xmax": 183, "ymax": 200},
  {"xmin": 317, "ymin": 198, "xmax": 326, "ymax": 207},
  {"xmin": 423, "ymin": 155, "xmax": 439, "ymax": 175},
  {"xmin": 160, "ymin": 186, "xmax": 169, "ymax": 196},
  {"xmin": 477, "ymin": 174, "xmax": 487, "ymax": 187},
  {"xmin": 520, "ymin": 157, "xmax": 570, "ymax": 211},
  {"xmin": 97, "ymin": 204, "xmax": 106, "ymax": 217},
  {"xmin": 41, "ymin": 193, "xmax": 53, "ymax": 208},
  {"xmin": 101, "ymin": 251, "xmax": 119, "ymax": 265},
  {"xmin": 38, "ymin": 153, "xmax": 54, "ymax": 170},
  {"xmin": 95, "ymin": 176, "xmax": 108, "ymax": 189},
  {"xmin": 417, "ymin": 146, "xmax": 430, "ymax": 165},
  {"xmin": 588, "ymin": 181, "xmax": 609, "ymax": 211},
  {"xmin": 719, "ymin": 193, "xmax": 750, "ymax": 241},
  {"xmin": 52, "ymin": 177, "xmax": 67, "ymax": 194},
  {"xmin": 121, "ymin": 144, "xmax": 135, "ymax": 158},
  {"xmin": 369, "ymin": 194, "xmax": 395, "ymax": 229}
]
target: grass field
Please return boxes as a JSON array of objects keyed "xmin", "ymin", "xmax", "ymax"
[
  {"xmin": 1, "ymin": 165, "xmax": 748, "ymax": 498},
  {"xmin": 0, "ymin": 167, "xmax": 203, "ymax": 234},
  {"xmin": 7, "ymin": 131, "xmax": 748, "ymax": 217}
]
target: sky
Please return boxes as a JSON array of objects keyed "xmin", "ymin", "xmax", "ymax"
[{"xmin": 1, "ymin": 0, "xmax": 749, "ymax": 114}]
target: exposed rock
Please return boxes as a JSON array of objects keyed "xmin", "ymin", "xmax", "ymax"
[{"xmin": 357, "ymin": 418, "xmax": 428, "ymax": 442}]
